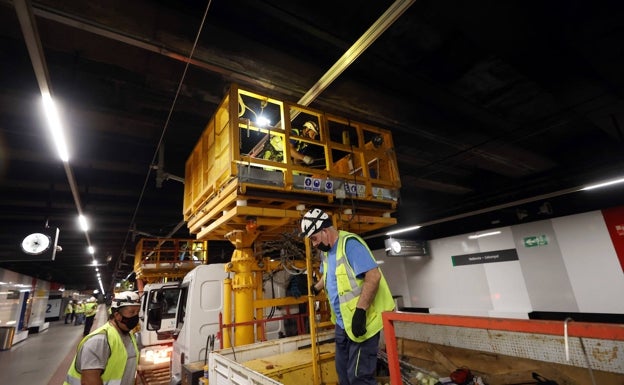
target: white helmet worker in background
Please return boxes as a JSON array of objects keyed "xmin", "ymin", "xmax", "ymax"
[
  {"xmin": 302, "ymin": 208, "xmax": 395, "ymax": 385},
  {"xmin": 292, "ymin": 121, "xmax": 319, "ymax": 165},
  {"xmin": 83, "ymin": 296, "xmax": 100, "ymax": 336},
  {"xmin": 263, "ymin": 120, "xmax": 319, "ymax": 165},
  {"xmin": 302, "ymin": 121, "xmax": 318, "ymax": 139},
  {"xmin": 64, "ymin": 290, "xmax": 140, "ymax": 385}
]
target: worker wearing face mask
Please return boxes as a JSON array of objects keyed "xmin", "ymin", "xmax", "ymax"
[
  {"xmin": 64, "ymin": 291, "xmax": 140, "ymax": 385},
  {"xmin": 302, "ymin": 208, "xmax": 395, "ymax": 385}
]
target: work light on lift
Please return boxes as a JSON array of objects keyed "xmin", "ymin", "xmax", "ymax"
[{"xmin": 256, "ymin": 99, "xmax": 270, "ymax": 127}]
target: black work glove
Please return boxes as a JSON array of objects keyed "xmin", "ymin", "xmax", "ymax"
[
  {"xmin": 310, "ymin": 284, "xmax": 319, "ymax": 296},
  {"xmin": 352, "ymin": 308, "xmax": 367, "ymax": 337}
]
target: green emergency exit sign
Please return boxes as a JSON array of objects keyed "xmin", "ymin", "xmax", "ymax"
[{"xmin": 523, "ymin": 235, "xmax": 548, "ymax": 247}]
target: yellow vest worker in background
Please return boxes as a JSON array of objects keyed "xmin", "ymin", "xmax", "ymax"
[
  {"xmin": 64, "ymin": 300, "xmax": 74, "ymax": 324},
  {"xmin": 262, "ymin": 121, "xmax": 319, "ymax": 165},
  {"xmin": 74, "ymin": 301, "xmax": 85, "ymax": 325},
  {"xmin": 83, "ymin": 297, "xmax": 99, "ymax": 336}
]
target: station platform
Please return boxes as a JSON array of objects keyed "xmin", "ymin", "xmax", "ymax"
[{"xmin": 0, "ymin": 304, "xmax": 108, "ymax": 385}]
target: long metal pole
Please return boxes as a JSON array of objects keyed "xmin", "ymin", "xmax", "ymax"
[
  {"xmin": 305, "ymin": 237, "xmax": 321, "ymax": 385},
  {"xmin": 298, "ymin": 0, "xmax": 416, "ymax": 107}
]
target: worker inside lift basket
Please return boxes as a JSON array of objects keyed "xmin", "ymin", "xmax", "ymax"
[
  {"xmin": 64, "ymin": 291, "xmax": 141, "ymax": 385},
  {"xmin": 302, "ymin": 208, "xmax": 395, "ymax": 385},
  {"xmin": 262, "ymin": 120, "xmax": 319, "ymax": 165}
]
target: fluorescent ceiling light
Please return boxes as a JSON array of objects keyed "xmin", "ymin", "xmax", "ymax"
[
  {"xmin": 78, "ymin": 215, "xmax": 89, "ymax": 232},
  {"xmin": 468, "ymin": 231, "xmax": 501, "ymax": 239},
  {"xmin": 580, "ymin": 177, "xmax": 624, "ymax": 191},
  {"xmin": 87, "ymin": 245, "xmax": 95, "ymax": 255},
  {"xmin": 386, "ymin": 225, "xmax": 421, "ymax": 236},
  {"xmin": 41, "ymin": 92, "xmax": 69, "ymax": 162}
]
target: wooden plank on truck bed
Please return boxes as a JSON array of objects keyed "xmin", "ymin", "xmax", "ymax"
[
  {"xmin": 241, "ymin": 344, "xmax": 338, "ymax": 385},
  {"xmin": 137, "ymin": 366, "xmax": 170, "ymax": 385}
]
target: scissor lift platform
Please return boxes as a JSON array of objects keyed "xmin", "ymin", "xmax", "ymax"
[{"xmin": 183, "ymin": 85, "xmax": 401, "ymax": 240}]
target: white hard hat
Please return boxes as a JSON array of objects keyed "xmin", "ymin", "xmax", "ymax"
[
  {"xmin": 89, "ymin": 296, "xmax": 96, "ymax": 302},
  {"xmin": 111, "ymin": 291, "xmax": 140, "ymax": 309},
  {"xmin": 303, "ymin": 121, "xmax": 318, "ymax": 134},
  {"xmin": 300, "ymin": 208, "xmax": 332, "ymax": 237}
]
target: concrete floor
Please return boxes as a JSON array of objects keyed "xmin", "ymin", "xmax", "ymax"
[{"xmin": 0, "ymin": 305, "xmax": 108, "ymax": 385}]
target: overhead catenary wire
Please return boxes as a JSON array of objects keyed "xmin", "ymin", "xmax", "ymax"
[{"xmin": 115, "ymin": 0, "xmax": 215, "ymax": 289}]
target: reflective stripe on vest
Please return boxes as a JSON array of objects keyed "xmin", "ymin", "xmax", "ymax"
[
  {"xmin": 335, "ymin": 249, "xmax": 361, "ymax": 305},
  {"xmin": 64, "ymin": 322, "xmax": 138, "ymax": 385}
]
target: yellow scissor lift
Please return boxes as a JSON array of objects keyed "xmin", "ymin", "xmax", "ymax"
[
  {"xmin": 133, "ymin": 238, "xmax": 208, "ymax": 291},
  {"xmin": 185, "ymin": 84, "xmax": 401, "ymax": 385}
]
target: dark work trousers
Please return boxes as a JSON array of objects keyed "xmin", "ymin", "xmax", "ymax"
[
  {"xmin": 335, "ymin": 326, "xmax": 380, "ymax": 385},
  {"xmin": 64, "ymin": 312, "xmax": 71, "ymax": 324},
  {"xmin": 83, "ymin": 315, "xmax": 95, "ymax": 336}
]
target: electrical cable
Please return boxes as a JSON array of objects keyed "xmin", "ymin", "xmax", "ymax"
[
  {"xmin": 268, "ymin": 274, "xmax": 276, "ymax": 319},
  {"xmin": 203, "ymin": 333, "xmax": 214, "ymax": 365},
  {"xmin": 341, "ymin": 120, "xmax": 361, "ymax": 232},
  {"xmin": 114, "ymin": 0, "xmax": 214, "ymax": 286},
  {"xmin": 579, "ymin": 337, "xmax": 596, "ymax": 385},
  {"xmin": 228, "ymin": 330, "xmax": 237, "ymax": 362}
]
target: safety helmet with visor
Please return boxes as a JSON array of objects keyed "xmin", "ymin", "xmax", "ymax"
[
  {"xmin": 110, "ymin": 291, "xmax": 140, "ymax": 309},
  {"xmin": 302, "ymin": 121, "xmax": 318, "ymax": 136},
  {"xmin": 300, "ymin": 208, "xmax": 332, "ymax": 238}
]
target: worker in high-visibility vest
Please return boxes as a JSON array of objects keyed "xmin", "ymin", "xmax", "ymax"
[
  {"xmin": 64, "ymin": 300, "xmax": 74, "ymax": 324},
  {"xmin": 303, "ymin": 208, "xmax": 395, "ymax": 385},
  {"xmin": 262, "ymin": 121, "xmax": 319, "ymax": 165},
  {"xmin": 74, "ymin": 300, "xmax": 85, "ymax": 325},
  {"xmin": 64, "ymin": 291, "xmax": 140, "ymax": 385},
  {"xmin": 83, "ymin": 297, "xmax": 98, "ymax": 336}
]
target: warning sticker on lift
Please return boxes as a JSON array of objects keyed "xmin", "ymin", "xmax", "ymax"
[
  {"xmin": 344, "ymin": 182, "xmax": 365, "ymax": 197},
  {"xmin": 304, "ymin": 177, "xmax": 334, "ymax": 193}
]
